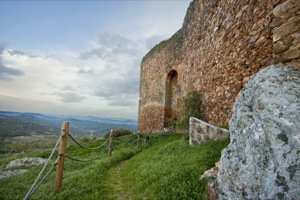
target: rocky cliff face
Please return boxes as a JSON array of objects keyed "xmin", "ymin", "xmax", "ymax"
[{"xmin": 218, "ymin": 63, "xmax": 300, "ymax": 199}]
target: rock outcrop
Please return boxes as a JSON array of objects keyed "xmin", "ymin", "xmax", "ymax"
[
  {"xmin": 6, "ymin": 157, "xmax": 46, "ymax": 168},
  {"xmin": 0, "ymin": 157, "xmax": 46, "ymax": 179},
  {"xmin": 218, "ymin": 64, "xmax": 300, "ymax": 199},
  {"xmin": 200, "ymin": 162, "xmax": 220, "ymax": 200},
  {"xmin": 0, "ymin": 170, "xmax": 28, "ymax": 179}
]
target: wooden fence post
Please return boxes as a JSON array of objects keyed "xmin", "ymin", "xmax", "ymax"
[
  {"xmin": 137, "ymin": 132, "xmax": 141, "ymax": 148},
  {"xmin": 54, "ymin": 121, "xmax": 69, "ymax": 193},
  {"xmin": 108, "ymin": 129, "xmax": 114, "ymax": 156}
]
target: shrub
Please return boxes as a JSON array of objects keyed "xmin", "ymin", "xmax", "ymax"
[
  {"xmin": 79, "ymin": 135, "xmax": 96, "ymax": 143},
  {"xmin": 168, "ymin": 88, "xmax": 203, "ymax": 129},
  {"xmin": 103, "ymin": 128, "xmax": 133, "ymax": 139}
]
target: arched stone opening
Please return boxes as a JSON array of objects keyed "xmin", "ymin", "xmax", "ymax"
[{"xmin": 165, "ymin": 70, "xmax": 178, "ymax": 126}]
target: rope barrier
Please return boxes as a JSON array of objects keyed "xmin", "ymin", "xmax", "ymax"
[
  {"xmin": 65, "ymin": 145, "xmax": 109, "ymax": 163},
  {"xmin": 127, "ymin": 135, "xmax": 139, "ymax": 144},
  {"xmin": 23, "ymin": 122, "xmax": 146, "ymax": 199},
  {"xmin": 114, "ymin": 135, "xmax": 138, "ymax": 144},
  {"xmin": 142, "ymin": 134, "xmax": 149, "ymax": 143},
  {"xmin": 112, "ymin": 142, "xmax": 124, "ymax": 151},
  {"xmin": 27, "ymin": 156, "xmax": 60, "ymax": 198},
  {"xmin": 68, "ymin": 133, "xmax": 110, "ymax": 150},
  {"xmin": 24, "ymin": 127, "xmax": 145, "ymax": 199},
  {"xmin": 24, "ymin": 132, "xmax": 64, "ymax": 200},
  {"xmin": 114, "ymin": 137, "xmax": 127, "ymax": 143},
  {"xmin": 66, "ymin": 134, "xmax": 138, "ymax": 163}
]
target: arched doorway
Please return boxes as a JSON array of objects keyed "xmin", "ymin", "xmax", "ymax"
[{"xmin": 165, "ymin": 70, "xmax": 178, "ymax": 125}]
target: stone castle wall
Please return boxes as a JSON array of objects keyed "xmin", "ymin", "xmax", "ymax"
[{"xmin": 138, "ymin": 0, "xmax": 300, "ymax": 133}]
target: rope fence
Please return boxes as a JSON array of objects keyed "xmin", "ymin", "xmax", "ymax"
[
  {"xmin": 27, "ymin": 156, "xmax": 60, "ymax": 198},
  {"xmin": 65, "ymin": 145, "xmax": 109, "ymax": 163},
  {"xmin": 115, "ymin": 134, "xmax": 138, "ymax": 144},
  {"xmin": 68, "ymin": 133, "xmax": 110, "ymax": 151},
  {"xmin": 24, "ymin": 132, "xmax": 64, "ymax": 200},
  {"xmin": 24, "ymin": 122, "xmax": 147, "ymax": 199}
]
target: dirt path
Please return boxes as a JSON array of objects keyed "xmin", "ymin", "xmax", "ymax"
[
  {"xmin": 105, "ymin": 160, "xmax": 132, "ymax": 200},
  {"xmin": 104, "ymin": 160, "xmax": 148, "ymax": 200}
]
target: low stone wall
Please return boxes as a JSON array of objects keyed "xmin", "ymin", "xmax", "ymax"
[{"xmin": 189, "ymin": 117, "xmax": 229, "ymax": 145}]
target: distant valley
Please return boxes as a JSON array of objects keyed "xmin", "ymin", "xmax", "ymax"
[{"xmin": 0, "ymin": 111, "xmax": 137, "ymax": 149}]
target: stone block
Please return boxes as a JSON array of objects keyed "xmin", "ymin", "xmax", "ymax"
[
  {"xmin": 273, "ymin": 17, "xmax": 300, "ymax": 42},
  {"xmin": 189, "ymin": 117, "xmax": 229, "ymax": 145},
  {"xmin": 273, "ymin": 0, "xmax": 297, "ymax": 17},
  {"xmin": 273, "ymin": 36, "xmax": 293, "ymax": 54},
  {"xmin": 282, "ymin": 44, "xmax": 300, "ymax": 60}
]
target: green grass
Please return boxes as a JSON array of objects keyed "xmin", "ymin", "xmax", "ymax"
[
  {"xmin": 0, "ymin": 133, "xmax": 229, "ymax": 200},
  {"xmin": 3, "ymin": 138, "xmax": 59, "ymax": 153},
  {"xmin": 115, "ymin": 134, "xmax": 228, "ymax": 199}
]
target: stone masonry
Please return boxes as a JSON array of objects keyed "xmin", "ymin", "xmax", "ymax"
[
  {"xmin": 189, "ymin": 117, "xmax": 229, "ymax": 145},
  {"xmin": 138, "ymin": 0, "xmax": 300, "ymax": 133}
]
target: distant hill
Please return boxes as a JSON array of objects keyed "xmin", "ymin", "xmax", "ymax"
[{"xmin": 0, "ymin": 111, "xmax": 137, "ymax": 143}]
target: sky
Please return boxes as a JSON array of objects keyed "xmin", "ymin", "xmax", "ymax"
[{"xmin": 0, "ymin": 1, "xmax": 190, "ymax": 120}]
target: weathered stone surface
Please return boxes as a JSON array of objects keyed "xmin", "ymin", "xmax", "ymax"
[
  {"xmin": 200, "ymin": 162, "xmax": 220, "ymax": 200},
  {"xmin": 6, "ymin": 157, "xmax": 46, "ymax": 168},
  {"xmin": 273, "ymin": 37, "xmax": 293, "ymax": 54},
  {"xmin": 138, "ymin": 0, "xmax": 299, "ymax": 133},
  {"xmin": 273, "ymin": 17, "xmax": 300, "ymax": 42},
  {"xmin": 200, "ymin": 162, "xmax": 219, "ymax": 180},
  {"xmin": 138, "ymin": 103, "xmax": 166, "ymax": 133},
  {"xmin": 218, "ymin": 64, "xmax": 300, "ymax": 200},
  {"xmin": 0, "ymin": 170, "xmax": 28, "ymax": 179},
  {"xmin": 189, "ymin": 117, "xmax": 229, "ymax": 145},
  {"xmin": 272, "ymin": 0, "xmax": 298, "ymax": 17},
  {"xmin": 286, "ymin": 58, "xmax": 300, "ymax": 70},
  {"xmin": 282, "ymin": 44, "xmax": 300, "ymax": 60},
  {"xmin": 206, "ymin": 181, "xmax": 217, "ymax": 200}
]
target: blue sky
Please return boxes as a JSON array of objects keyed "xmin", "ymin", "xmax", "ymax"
[{"xmin": 0, "ymin": 1, "xmax": 190, "ymax": 119}]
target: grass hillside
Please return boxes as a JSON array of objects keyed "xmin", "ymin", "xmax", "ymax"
[
  {"xmin": 0, "ymin": 111, "xmax": 137, "ymax": 152},
  {"xmin": 0, "ymin": 133, "xmax": 229, "ymax": 199}
]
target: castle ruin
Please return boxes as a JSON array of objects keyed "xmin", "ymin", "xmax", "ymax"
[{"xmin": 138, "ymin": 0, "xmax": 300, "ymax": 133}]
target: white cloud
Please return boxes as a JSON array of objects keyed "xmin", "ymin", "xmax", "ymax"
[
  {"xmin": 0, "ymin": 33, "xmax": 145, "ymax": 118},
  {"xmin": 54, "ymin": 92, "xmax": 86, "ymax": 103},
  {"xmin": 0, "ymin": 47, "xmax": 25, "ymax": 80},
  {"xmin": 0, "ymin": 29, "xmax": 181, "ymax": 118},
  {"xmin": 0, "ymin": 49, "xmax": 78, "ymax": 103},
  {"xmin": 0, "ymin": 1, "xmax": 190, "ymax": 119}
]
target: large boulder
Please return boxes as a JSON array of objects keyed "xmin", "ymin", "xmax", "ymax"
[{"xmin": 217, "ymin": 64, "xmax": 300, "ymax": 199}]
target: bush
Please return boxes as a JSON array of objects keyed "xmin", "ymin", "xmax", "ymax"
[
  {"xmin": 79, "ymin": 135, "xmax": 96, "ymax": 143},
  {"xmin": 103, "ymin": 129, "xmax": 133, "ymax": 139},
  {"xmin": 168, "ymin": 88, "xmax": 203, "ymax": 129},
  {"xmin": 183, "ymin": 89, "xmax": 202, "ymax": 119}
]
